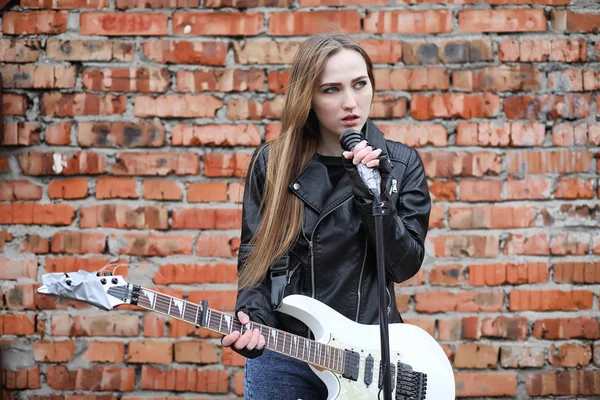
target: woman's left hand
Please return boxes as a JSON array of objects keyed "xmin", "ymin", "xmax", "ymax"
[{"xmin": 342, "ymin": 140, "xmax": 382, "ymax": 168}]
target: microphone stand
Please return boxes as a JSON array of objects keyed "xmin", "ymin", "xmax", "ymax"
[
  {"xmin": 372, "ymin": 192, "xmax": 392, "ymax": 400},
  {"xmin": 339, "ymin": 130, "xmax": 392, "ymax": 399}
]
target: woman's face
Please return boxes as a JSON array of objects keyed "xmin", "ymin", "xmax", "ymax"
[{"xmin": 311, "ymin": 48, "xmax": 373, "ymax": 139}]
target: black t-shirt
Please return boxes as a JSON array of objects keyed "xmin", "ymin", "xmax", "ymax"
[{"xmin": 318, "ymin": 154, "xmax": 345, "ymax": 187}]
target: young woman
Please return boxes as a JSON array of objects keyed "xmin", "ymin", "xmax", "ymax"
[{"xmin": 221, "ymin": 32, "xmax": 431, "ymax": 399}]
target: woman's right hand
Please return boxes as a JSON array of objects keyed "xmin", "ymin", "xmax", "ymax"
[{"xmin": 221, "ymin": 311, "xmax": 266, "ymax": 353}]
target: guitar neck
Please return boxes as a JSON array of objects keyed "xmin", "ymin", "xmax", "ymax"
[{"xmin": 113, "ymin": 285, "xmax": 345, "ymax": 373}]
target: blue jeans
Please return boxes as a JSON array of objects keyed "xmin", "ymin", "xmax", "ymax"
[{"xmin": 244, "ymin": 349, "xmax": 328, "ymax": 399}]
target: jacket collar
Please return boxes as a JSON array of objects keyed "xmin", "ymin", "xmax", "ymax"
[
  {"xmin": 288, "ymin": 119, "xmax": 387, "ymax": 215},
  {"xmin": 363, "ymin": 118, "xmax": 389, "ymax": 158}
]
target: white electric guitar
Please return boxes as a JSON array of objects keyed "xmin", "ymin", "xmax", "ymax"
[{"xmin": 38, "ymin": 269, "xmax": 456, "ymax": 400}]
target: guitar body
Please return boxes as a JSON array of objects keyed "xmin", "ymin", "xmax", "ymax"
[{"xmin": 279, "ymin": 295, "xmax": 456, "ymax": 400}]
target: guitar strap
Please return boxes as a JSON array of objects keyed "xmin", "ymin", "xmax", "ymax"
[{"xmin": 269, "ymin": 255, "xmax": 290, "ymax": 309}]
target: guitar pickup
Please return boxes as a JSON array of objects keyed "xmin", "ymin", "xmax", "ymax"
[
  {"xmin": 378, "ymin": 362, "xmax": 396, "ymax": 392},
  {"xmin": 342, "ymin": 350, "xmax": 360, "ymax": 381},
  {"xmin": 364, "ymin": 354, "xmax": 374, "ymax": 386}
]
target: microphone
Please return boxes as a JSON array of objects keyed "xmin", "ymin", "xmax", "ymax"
[{"xmin": 339, "ymin": 129, "xmax": 381, "ymax": 198}]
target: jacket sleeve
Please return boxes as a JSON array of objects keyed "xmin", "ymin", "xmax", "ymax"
[
  {"xmin": 228, "ymin": 145, "xmax": 275, "ymax": 359},
  {"xmin": 356, "ymin": 147, "xmax": 431, "ymax": 283},
  {"xmin": 234, "ymin": 144, "xmax": 278, "ymax": 328}
]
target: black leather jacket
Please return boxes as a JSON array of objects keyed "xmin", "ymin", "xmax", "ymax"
[{"xmin": 235, "ymin": 119, "xmax": 431, "ymax": 340}]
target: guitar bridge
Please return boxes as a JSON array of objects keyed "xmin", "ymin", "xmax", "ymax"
[{"xmin": 395, "ymin": 361, "xmax": 427, "ymax": 400}]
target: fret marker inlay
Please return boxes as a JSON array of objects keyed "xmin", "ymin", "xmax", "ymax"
[
  {"xmin": 172, "ymin": 299, "xmax": 183, "ymax": 316},
  {"xmin": 142, "ymin": 290, "xmax": 155, "ymax": 307},
  {"xmin": 224, "ymin": 315, "xmax": 232, "ymax": 333}
]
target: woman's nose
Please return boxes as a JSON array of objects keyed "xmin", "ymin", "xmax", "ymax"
[{"xmin": 342, "ymin": 91, "xmax": 357, "ymax": 110}]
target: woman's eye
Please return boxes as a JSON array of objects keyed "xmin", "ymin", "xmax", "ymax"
[{"xmin": 323, "ymin": 81, "xmax": 366, "ymax": 93}]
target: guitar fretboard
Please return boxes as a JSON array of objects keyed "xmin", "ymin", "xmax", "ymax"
[{"xmin": 110, "ymin": 285, "xmax": 345, "ymax": 373}]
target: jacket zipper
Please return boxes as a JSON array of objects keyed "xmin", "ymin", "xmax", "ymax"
[
  {"xmin": 354, "ymin": 236, "xmax": 368, "ymax": 322},
  {"xmin": 286, "ymin": 262, "xmax": 301, "ymax": 284},
  {"xmin": 302, "ymin": 196, "xmax": 353, "ymax": 300},
  {"xmin": 390, "ymin": 178, "xmax": 398, "ymax": 195},
  {"xmin": 386, "ymin": 286, "xmax": 392, "ymax": 316}
]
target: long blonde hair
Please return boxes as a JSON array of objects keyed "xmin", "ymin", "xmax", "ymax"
[{"xmin": 238, "ymin": 33, "xmax": 376, "ymax": 290}]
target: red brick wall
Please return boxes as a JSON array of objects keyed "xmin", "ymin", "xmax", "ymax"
[{"xmin": 1, "ymin": 0, "xmax": 600, "ymax": 399}]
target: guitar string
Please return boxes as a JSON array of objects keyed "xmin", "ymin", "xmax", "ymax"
[
  {"xmin": 84, "ymin": 278, "xmax": 409, "ymax": 393},
  {"xmin": 132, "ymin": 288, "xmax": 402, "ymax": 381},
  {"xmin": 136, "ymin": 290, "xmax": 394, "ymax": 377},
  {"xmin": 132, "ymin": 290, "xmax": 388, "ymax": 377},
  {"xmin": 136, "ymin": 291, "xmax": 345, "ymax": 370},
  {"xmin": 148, "ymin": 295, "xmax": 343, "ymax": 371},
  {"xmin": 132, "ymin": 291, "xmax": 406, "ymax": 392}
]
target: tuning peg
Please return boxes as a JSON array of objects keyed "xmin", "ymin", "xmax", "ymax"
[
  {"xmin": 96, "ymin": 272, "xmax": 102, "ymax": 276},
  {"xmin": 104, "ymin": 271, "xmax": 113, "ymax": 276}
]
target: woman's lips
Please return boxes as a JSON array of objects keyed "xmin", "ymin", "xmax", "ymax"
[{"xmin": 341, "ymin": 116, "xmax": 359, "ymax": 126}]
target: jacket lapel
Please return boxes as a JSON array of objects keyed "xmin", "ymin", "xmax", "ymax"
[
  {"xmin": 288, "ymin": 155, "xmax": 330, "ymax": 215},
  {"xmin": 364, "ymin": 119, "xmax": 389, "ymax": 159}
]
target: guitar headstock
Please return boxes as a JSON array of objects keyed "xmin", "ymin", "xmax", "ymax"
[{"xmin": 37, "ymin": 270, "xmax": 131, "ymax": 311}]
